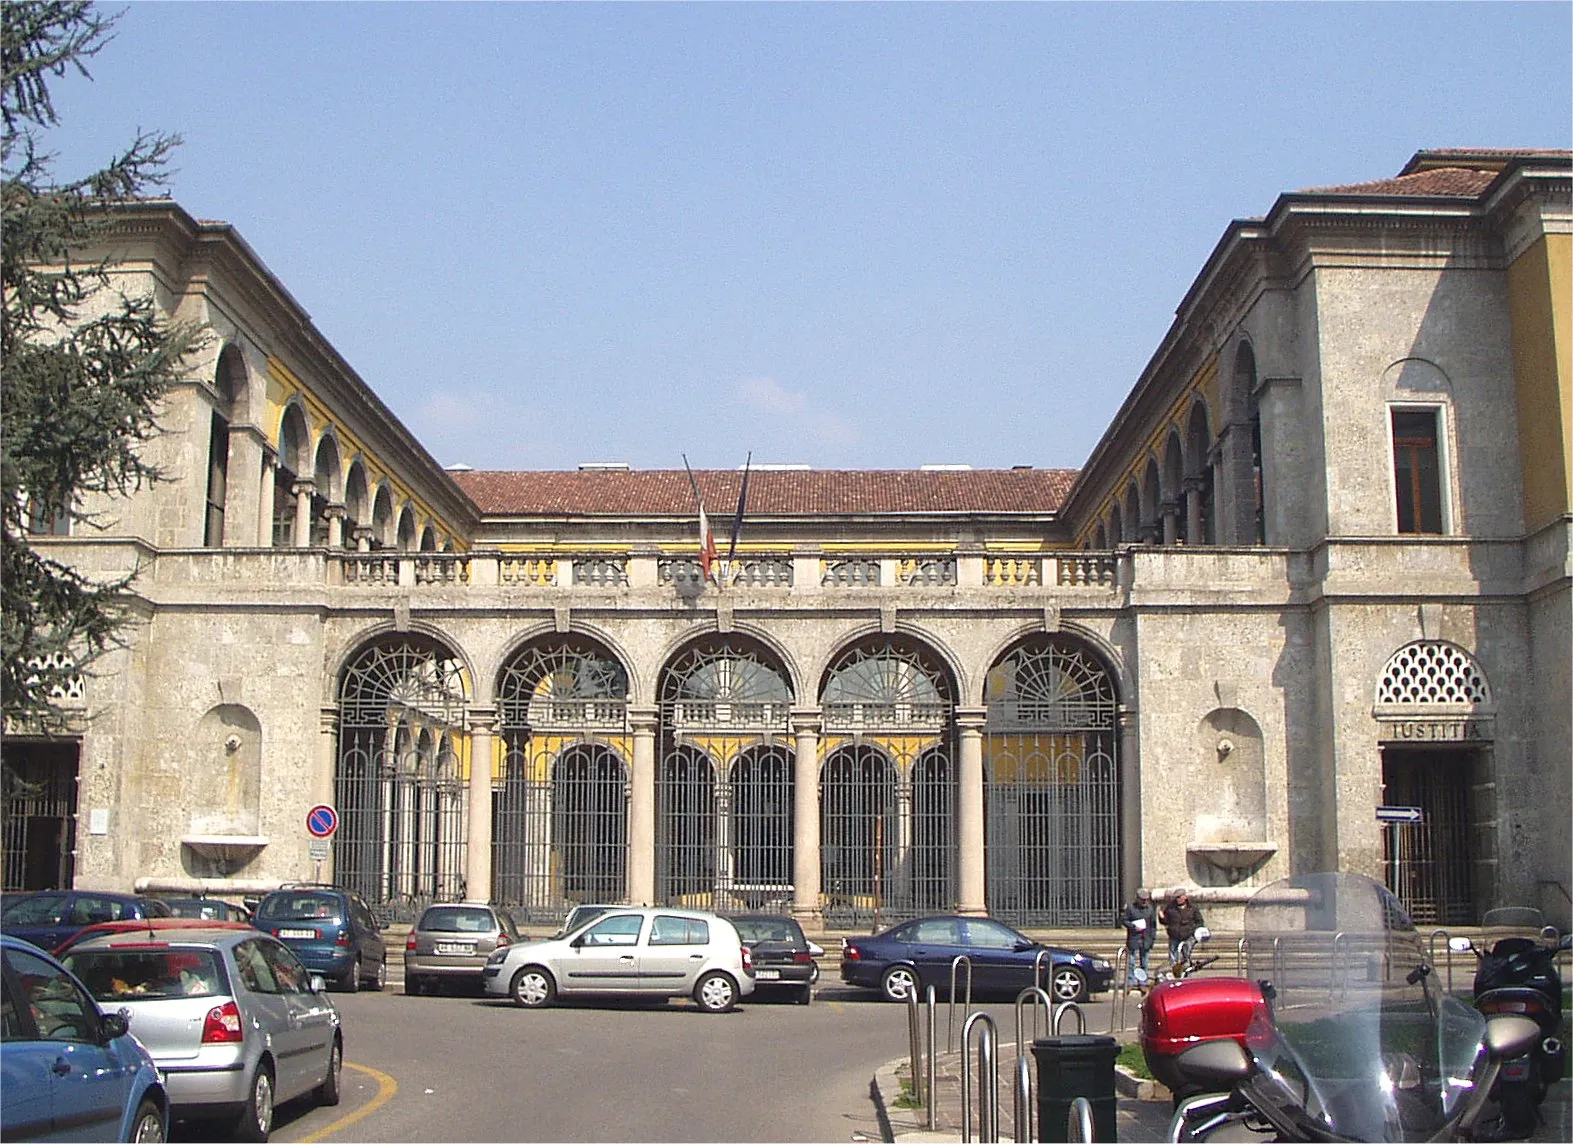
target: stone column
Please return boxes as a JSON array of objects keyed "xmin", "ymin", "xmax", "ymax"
[
  {"xmin": 325, "ymin": 504, "xmax": 346, "ymax": 549},
  {"xmin": 628, "ymin": 706, "xmax": 659, "ymax": 906},
  {"xmin": 1119, "ymin": 705, "xmax": 1142, "ymax": 896},
  {"xmin": 318, "ymin": 708, "xmax": 339, "ymax": 881},
  {"xmin": 258, "ymin": 451, "xmax": 277, "ymax": 547},
  {"xmin": 292, "ymin": 479, "xmax": 315, "ymax": 549},
  {"xmin": 1184, "ymin": 476, "xmax": 1206, "ymax": 545},
  {"xmin": 353, "ymin": 526, "xmax": 373, "ymax": 553},
  {"xmin": 1160, "ymin": 498, "xmax": 1181, "ymax": 546},
  {"xmin": 224, "ymin": 428, "xmax": 263, "ymax": 549},
  {"xmin": 791, "ymin": 710, "xmax": 823, "ymax": 923},
  {"xmin": 956, "ymin": 708, "xmax": 987, "ymax": 915},
  {"xmin": 465, "ymin": 708, "xmax": 496, "ymax": 904}
]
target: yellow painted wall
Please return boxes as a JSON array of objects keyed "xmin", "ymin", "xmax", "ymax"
[{"xmin": 1509, "ymin": 233, "xmax": 1573, "ymax": 529}]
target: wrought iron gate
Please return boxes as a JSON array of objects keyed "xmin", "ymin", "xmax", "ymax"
[
  {"xmin": 1, "ymin": 740, "xmax": 78, "ymax": 891},
  {"xmin": 335, "ymin": 639, "xmax": 469, "ymax": 921},
  {"xmin": 493, "ymin": 637, "xmax": 631, "ymax": 923},
  {"xmin": 657, "ymin": 637, "xmax": 794, "ymax": 912},
  {"xmin": 1382, "ymin": 747, "xmax": 1477, "ymax": 925},
  {"xmin": 820, "ymin": 637, "xmax": 957, "ymax": 925},
  {"xmin": 983, "ymin": 637, "xmax": 1120, "ymax": 926}
]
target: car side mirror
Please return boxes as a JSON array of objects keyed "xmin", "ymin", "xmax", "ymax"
[
  {"xmin": 99, "ymin": 1010, "xmax": 129, "ymax": 1041},
  {"xmin": 308, "ymin": 974, "xmax": 327, "ymax": 993},
  {"xmin": 1014, "ymin": 939, "xmax": 1036, "ymax": 952}
]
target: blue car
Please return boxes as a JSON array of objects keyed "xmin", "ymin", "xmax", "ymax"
[
  {"xmin": 1, "ymin": 891, "xmax": 173, "ymax": 954},
  {"xmin": 253, "ymin": 886, "xmax": 386, "ymax": 992},
  {"xmin": 1, "ymin": 934, "xmax": 169, "ymax": 1141},
  {"xmin": 839, "ymin": 914, "xmax": 1114, "ymax": 1003}
]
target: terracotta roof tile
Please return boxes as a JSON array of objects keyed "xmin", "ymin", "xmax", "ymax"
[
  {"xmin": 452, "ymin": 468, "xmax": 1076, "ymax": 516},
  {"xmin": 1300, "ymin": 167, "xmax": 1497, "ymax": 198}
]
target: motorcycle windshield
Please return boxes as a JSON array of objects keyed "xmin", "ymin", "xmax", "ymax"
[{"xmin": 1241, "ymin": 873, "xmax": 1486, "ymax": 1142}]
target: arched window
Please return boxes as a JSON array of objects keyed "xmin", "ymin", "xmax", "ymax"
[
  {"xmin": 657, "ymin": 636, "xmax": 793, "ymax": 911},
  {"xmin": 493, "ymin": 635, "xmax": 630, "ymax": 919},
  {"xmin": 983, "ymin": 634, "xmax": 1119, "ymax": 926},
  {"xmin": 335, "ymin": 636, "xmax": 469, "ymax": 917}
]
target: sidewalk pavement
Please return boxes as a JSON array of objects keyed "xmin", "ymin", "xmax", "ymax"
[
  {"xmin": 869, "ymin": 1035, "xmax": 1173, "ymax": 1143},
  {"xmin": 868, "ymin": 1042, "xmax": 1573, "ymax": 1143}
]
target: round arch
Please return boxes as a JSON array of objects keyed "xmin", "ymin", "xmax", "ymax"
[
  {"xmin": 981, "ymin": 631, "xmax": 1121, "ymax": 926},
  {"xmin": 333, "ymin": 632, "xmax": 471, "ymax": 918}
]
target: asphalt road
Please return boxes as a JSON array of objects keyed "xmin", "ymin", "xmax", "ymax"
[{"xmin": 173, "ymin": 971, "xmax": 1120, "ymax": 1144}]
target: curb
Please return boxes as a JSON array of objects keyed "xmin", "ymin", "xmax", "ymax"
[{"xmin": 1114, "ymin": 1064, "xmax": 1171, "ymax": 1102}]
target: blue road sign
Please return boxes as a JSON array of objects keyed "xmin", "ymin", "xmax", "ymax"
[
  {"xmin": 1376, "ymin": 805, "xmax": 1423, "ymax": 824},
  {"xmin": 306, "ymin": 804, "xmax": 339, "ymax": 838}
]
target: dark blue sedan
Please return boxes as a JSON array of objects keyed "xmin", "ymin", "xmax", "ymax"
[{"xmin": 839, "ymin": 915, "xmax": 1114, "ymax": 1003}]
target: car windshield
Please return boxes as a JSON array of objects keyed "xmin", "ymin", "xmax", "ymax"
[
  {"xmin": 731, "ymin": 918, "xmax": 800, "ymax": 944},
  {"xmin": 420, "ymin": 906, "xmax": 495, "ymax": 933},
  {"xmin": 256, "ymin": 893, "xmax": 341, "ymax": 922},
  {"xmin": 1, "ymin": 894, "xmax": 64, "ymax": 924},
  {"xmin": 63, "ymin": 948, "xmax": 225, "ymax": 1001}
]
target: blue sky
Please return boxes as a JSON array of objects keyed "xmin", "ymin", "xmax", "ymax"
[{"xmin": 46, "ymin": 2, "xmax": 1573, "ymax": 473}]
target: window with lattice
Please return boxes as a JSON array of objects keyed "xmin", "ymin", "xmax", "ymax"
[{"xmin": 1376, "ymin": 642, "xmax": 1490, "ymax": 706}]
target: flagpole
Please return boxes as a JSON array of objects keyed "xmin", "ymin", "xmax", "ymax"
[{"xmin": 725, "ymin": 452, "xmax": 752, "ymax": 591}]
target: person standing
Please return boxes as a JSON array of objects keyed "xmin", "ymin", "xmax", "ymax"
[
  {"xmin": 1160, "ymin": 888, "xmax": 1204, "ymax": 971},
  {"xmin": 1120, "ymin": 888, "xmax": 1157, "ymax": 992}
]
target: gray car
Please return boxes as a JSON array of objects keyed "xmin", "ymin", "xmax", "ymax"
[
  {"xmin": 403, "ymin": 903, "xmax": 519, "ymax": 995},
  {"xmin": 482, "ymin": 906, "xmax": 756, "ymax": 1013},
  {"xmin": 60, "ymin": 922, "xmax": 342, "ymax": 1141}
]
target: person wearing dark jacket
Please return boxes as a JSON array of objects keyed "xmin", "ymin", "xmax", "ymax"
[
  {"xmin": 1120, "ymin": 888, "xmax": 1157, "ymax": 991},
  {"xmin": 1160, "ymin": 889, "xmax": 1204, "ymax": 969}
]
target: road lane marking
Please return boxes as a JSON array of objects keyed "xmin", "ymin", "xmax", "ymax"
[{"xmin": 294, "ymin": 1062, "xmax": 398, "ymax": 1142}]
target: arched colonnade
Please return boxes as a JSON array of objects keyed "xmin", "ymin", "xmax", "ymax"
[{"xmin": 328, "ymin": 625, "xmax": 1126, "ymax": 929}]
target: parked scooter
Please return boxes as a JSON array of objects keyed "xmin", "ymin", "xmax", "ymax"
[
  {"xmin": 1449, "ymin": 907, "xmax": 1569, "ymax": 1140},
  {"xmin": 1163, "ymin": 872, "xmax": 1544, "ymax": 1143}
]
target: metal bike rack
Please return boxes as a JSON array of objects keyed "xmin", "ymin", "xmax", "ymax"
[
  {"xmin": 949, "ymin": 954, "xmax": 974, "ymax": 1052},
  {"xmin": 1330, "ymin": 931, "xmax": 1349, "ymax": 1000},
  {"xmin": 1110, "ymin": 946, "xmax": 1130, "ymax": 1033},
  {"xmin": 1054, "ymin": 1000, "xmax": 1086, "ymax": 1035},
  {"xmin": 1014, "ymin": 986, "xmax": 1054, "ymax": 1143},
  {"xmin": 1236, "ymin": 936, "xmax": 1250, "ymax": 977},
  {"xmin": 1271, "ymin": 935, "xmax": 1285, "ymax": 988},
  {"xmin": 1033, "ymin": 948, "xmax": 1052, "ymax": 995},
  {"xmin": 961, "ymin": 1010, "xmax": 999, "ymax": 1144},
  {"xmin": 1428, "ymin": 928, "xmax": 1453, "ymax": 994},
  {"xmin": 1067, "ymin": 1095, "xmax": 1096, "ymax": 1143}
]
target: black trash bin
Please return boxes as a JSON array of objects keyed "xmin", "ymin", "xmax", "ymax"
[{"xmin": 1033, "ymin": 1034, "xmax": 1118, "ymax": 1142}]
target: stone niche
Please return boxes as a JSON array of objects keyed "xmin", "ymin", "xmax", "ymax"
[
  {"xmin": 1187, "ymin": 707, "xmax": 1275, "ymax": 884},
  {"xmin": 181, "ymin": 704, "xmax": 268, "ymax": 876}
]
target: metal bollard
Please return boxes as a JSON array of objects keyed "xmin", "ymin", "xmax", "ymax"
[
  {"xmin": 1428, "ymin": 928, "xmax": 1453, "ymax": 994},
  {"xmin": 906, "ymin": 982, "xmax": 924, "ymax": 1108},
  {"xmin": 949, "ymin": 954, "xmax": 974, "ymax": 1052},
  {"xmin": 1330, "ymin": 931, "xmax": 1348, "ymax": 1001},
  {"xmin": 927, "ymin": 986, "xmax": 939, "ymax": 1132},
  {"xmin": 1067, "ymin": 1095, "xmax": 1096, "ymax": 1142},
  {"xmin": 1110, "ymin": 946, "xmax": 1128, "ymax": 1033},
  {"xmin": 1236, "ymin": 936, "xmax": 1249, "ymax": 977},
  {"xmin": 961, "ymin": 1010, "xmax": 999, "ymax": 1144}
]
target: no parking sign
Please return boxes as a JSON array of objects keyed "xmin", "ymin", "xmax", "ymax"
[{"xmin": 307, "ymin": 804, "xmax": 339, "ymax": 839}]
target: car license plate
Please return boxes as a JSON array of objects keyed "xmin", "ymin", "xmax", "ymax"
[
  {"xmin": 278, "ymin": 928, "xmax": 316, "ymax": 940},
  {"xmin": 756, "ymin": 969, "xmax": 780, "ymax": 980},
  {"xmin": 435, "ymin": 942, "xmax": 473, "ymax": 955}
]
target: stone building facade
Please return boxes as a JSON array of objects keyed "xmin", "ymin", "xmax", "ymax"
[{"xmin": 4, "ymin": 148, "xmax": 1569, "ymax": 931}]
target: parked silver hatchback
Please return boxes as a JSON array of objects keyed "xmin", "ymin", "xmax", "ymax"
[
  {"xmin": 403, "ymin": 902, "xmax": 519, "ymax": 995},
  {"xmin": 60, "ymin": 921, "xmax": 342, "ymax": 1141},
  {"xmin": 482, "ymin": 906, "xmax": 755, "ymax": 1012}
]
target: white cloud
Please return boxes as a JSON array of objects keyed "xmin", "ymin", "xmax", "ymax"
[{"xmin": 735, "ymin": 376, "xmax": 858, "ymax": 448}]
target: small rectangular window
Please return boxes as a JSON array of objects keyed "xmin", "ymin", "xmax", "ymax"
[{"xmin": 1392, "ymin": 409, "xmax": 1443, "ymax": 534}]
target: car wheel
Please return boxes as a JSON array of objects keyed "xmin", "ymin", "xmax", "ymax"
[
  {"xmin": 694, "ymin": 971, "xmax": 738, "ymax": 1012},
  {"xmin": 128, "ymin": 1096, "xmax": 165, "ymax": 1142},
  {"xmin": 366, "ymin": 957, "xmax": 386, "ymax": 991},
  {"xmin": 880, "ymin": 964, "xmax": 919, "ymax": 1002},
  {"xmin": 314, "ymin": 1036, "xmax": 342, "ymax": 1107},
  {"xmin": 510, "ymin": 965, "xmax": 555, "ymax": 1008},
  {"xmin": 1051, "ymin": 965, "xmax": 1088, "ymax": 1003},
  {"xmin": 796, "ymin": 982, "xmax": 813, "ymax": 1006},
  {"xmin": 232, "ymin": 1061, "xmax": 274, "ymax": 1142},
  {"xmin": 335, "ymin": 963, "xmax": 357, "ymax": 993}
]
